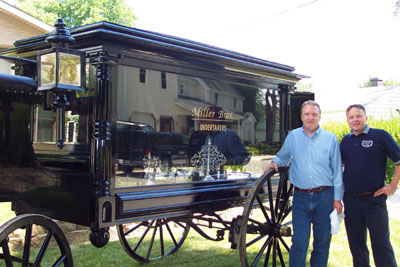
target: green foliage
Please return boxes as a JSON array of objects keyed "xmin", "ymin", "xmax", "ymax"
[
  {"xmin": 358, "ymin": 75, "xmax": 400, "ymax": 87},
  {"xmin": 383, "ymin": 79, "xmax": 400, "ymax": 86},
  {"xmin": 0, "ymin": 202, "xmax": 15, "ymax": 223},
  {"xmin": 15, "ymin": 0, "xmax": 137, "ymax": 28},
  {"xmin": 236, "ymin": 86, "xmax": 265, "ymax": 122},
  {"xmin": 322, "ymin": 116, "xmax": 400, "ymax": 184},
  {"xmin": 246, "ymin": 143, "xmax": 280, "ymax": 156},
  {"xmin": 225, "ymin": 165, "xmax": 246, "ymax": 172},
  {"xmin": 358, "ymin": 75, "xmax": 373, "ymax": 88},
  {"xmin": 321, "ymin": 120, "xmax": 349, "ymax": 141},
  {"xmin": 295, "ymin": 81, "xmax": 314, "ymax": 92}
]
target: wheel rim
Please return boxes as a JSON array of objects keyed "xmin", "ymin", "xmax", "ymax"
[
  {"xmin": 117, "ymin": 218, "xmax": 190, "ymax": 262},
  {"xmin": 0, "ymin": 214, "xmax": 73, "ymax": 267},
  {"xmin": 239, "ymin": 168, "xmax": 293, "ymax": 267}
]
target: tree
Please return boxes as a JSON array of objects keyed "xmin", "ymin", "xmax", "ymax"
[
  {"xmin": 15, "ymin": 0, "xmax": 137, "ymax": 28},
  {"xmin": 359, "ymin": 76, "xmax": 400, "ymax": 87},
  {"xmin": 265, "ymin": 89, "xmax": 278, "ymax": 145},
  {"xmin": 236, "ymin": 86, "xmax": 265, "ymax": 122},
  {"xmin": 295, "ymin": 81, "xmax": 314, "ymax": 92}
]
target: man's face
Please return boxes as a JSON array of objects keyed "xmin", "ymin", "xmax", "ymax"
[
  {"xmin": 346, "ymin": 107, "xmax": 367, "ymax": 135},
  {"xmin": 301, "ymin": 104, "xmax": 321, "ymax": 133}
]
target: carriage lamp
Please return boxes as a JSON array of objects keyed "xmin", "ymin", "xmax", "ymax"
[{"xmin": 37, "ymin": 18, "xmax": 86, "ymax": 148}]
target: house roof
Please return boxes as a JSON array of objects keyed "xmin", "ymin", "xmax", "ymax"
[
  {"xmin": 318, "ymin": 85, "xmax": 400, "ymax": 122},
  {"xmin": 0, "ymin": 0, "xmax": 53, "ymax": 33}
]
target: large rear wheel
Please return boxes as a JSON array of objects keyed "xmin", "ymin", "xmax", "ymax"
[{"xmin": 239, "ymin": 168, "xmax": 293, "ymax": 267}]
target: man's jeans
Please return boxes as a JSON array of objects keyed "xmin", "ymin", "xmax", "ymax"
[{"xmin": 289, "ymin": 188, "xmax": 334, "ymax": 267}]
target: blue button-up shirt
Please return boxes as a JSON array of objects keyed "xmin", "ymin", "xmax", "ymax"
[{"xmin": 272, "ymin": 126, "xmax": 344, "ymax": 200}]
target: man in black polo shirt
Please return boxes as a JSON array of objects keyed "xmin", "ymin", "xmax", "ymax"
[{"xmin": 340, "ymin": 104, "xmax": 400, "ymax": 267}]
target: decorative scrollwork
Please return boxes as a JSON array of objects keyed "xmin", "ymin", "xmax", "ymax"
[
  {"xmin": 143, "ymin": 154, "xmax": 161, "ymax": 169},
  {"xmin": 143, "ymin": 154, "xmax": 161, "ymax": 180}
]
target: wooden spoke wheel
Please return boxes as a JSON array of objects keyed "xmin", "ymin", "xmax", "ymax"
[
  {"xmin": 239, "ymin": 168, "xmax": 293, "ymax": 267},
  {"xmin": 0, "ymin": 214, "xmax": 73, "ymax": 267},
  {"xmin": 117, "ymin": 218, "xmax": 190, "ymax": 262}
]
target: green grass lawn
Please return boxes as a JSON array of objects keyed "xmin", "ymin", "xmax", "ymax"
[
  {"xmin": 1, "ymin": 202, "xmax": 399, "ymax": 266},
  {"xmin": 69, "ymin": 219, "xmax": 400, "ymax": 267}
]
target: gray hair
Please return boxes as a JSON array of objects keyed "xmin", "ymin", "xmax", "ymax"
[{"xmin": 301, "ymin": 100, "xmax": 321, "ymax": 114}]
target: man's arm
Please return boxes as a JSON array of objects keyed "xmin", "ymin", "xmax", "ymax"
[
  {"xmin": 374, "ymin": 164, "xmax": 400, "ymax": 197},
  {"xmin": 331, "ymin": 138, "xmax": 344, "ymax": 213},
  {"xmin": 375, "ymin": 131, "xmax": 400, "ymax": 197},
  {"xmin": 265, "ymin": 133, "xmax": 292, "ymax": 172}
]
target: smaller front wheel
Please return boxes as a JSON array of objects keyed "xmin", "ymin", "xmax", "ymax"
[
  {"xmin": 117, "ymin": 218, "xmax": 190, "ymax": 262},
  {"xmin": 0, "ymin": 214, "xmax": 73, "ymax": 266}
]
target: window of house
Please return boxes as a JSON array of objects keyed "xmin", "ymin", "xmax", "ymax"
[
  {"xmin": 234, "ymin": 98, "xmax": 237, "ymax": 110},
  {"xmin": 140, "ymin": 68, "xmax": 146, "ymax": 83},
  {"xmin": 35, "ymin": 108, "xmax": 55, "ymax": 142},
  {"xmin": 179, "ymin": 84, "xmax": 184, "ymax": 95},
  {"xmin": 214, "ymin": 93, "xmax": 218, "ymax": 105},
  {"xmin": 161, "ymin": 72, "xmax": 167, "ymax": 89}
]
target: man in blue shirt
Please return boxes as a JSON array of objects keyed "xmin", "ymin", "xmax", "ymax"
[
  {"xmin": 267, "ymin": 100, "xmax": 343, "ymax": 267},
  {"xmin": 340, "ymin": 104, "xmax": 400, "ymax": 267}
]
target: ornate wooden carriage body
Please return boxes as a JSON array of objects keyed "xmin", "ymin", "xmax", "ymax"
[{"xmin": 0, "ymin": 20, "xmax": 307, "ymax": 266}]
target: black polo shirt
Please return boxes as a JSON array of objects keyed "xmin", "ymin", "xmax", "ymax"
[{"xmin": 340, "ymin": 126, "xmax": 400, "ymax": 194}]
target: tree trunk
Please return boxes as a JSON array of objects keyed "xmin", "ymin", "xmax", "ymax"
[{"xmin": 265, "ymin": 90, "xmax": 277, "ymax": 145}]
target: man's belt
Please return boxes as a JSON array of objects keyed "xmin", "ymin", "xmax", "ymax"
[
  {"xmin": 294, "ymin": 186, "xmax": 331, "ymax": 194},
  {"xmin": 352, "ymin": 191, "xmax": 375, "ymax": 197}
]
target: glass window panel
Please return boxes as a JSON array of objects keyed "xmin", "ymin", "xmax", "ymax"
[
  {"xmin": 40, "ymin": 53, "xmax": 56, "ymax": 86},
  {"xmin": 59, "ymin": 52, "xmax": 81, "ymax": 86},
  {"xmin": 140, "ymin": 68, "xmax": 146, "ymax": 83},
  {"xmin": 34, "ymin": 90, "xmax": 91, "ymax": 145},
  {"xmin": 115, "ymin": 65, "xmax": 274, "ymax": 188}
]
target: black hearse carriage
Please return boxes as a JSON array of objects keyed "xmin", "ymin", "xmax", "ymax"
[{"xmin": 0, "ymin": 19, "xmax": 307, "ymax": 266}]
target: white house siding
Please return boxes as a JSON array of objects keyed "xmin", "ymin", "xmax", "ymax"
[
  {"xmin": 117, "ymin": 65, "xmax": 181, "ymax": 131},
  {"xmin": 117, "ymin": 65, "xmax": 256, "ymax": 140},
  {"xmin": 177, "ymin": 76, "xmax": 205, "ymax": 102},
  {"xmin": 0, "ymin": 59, "xmax": 12, "ymax": 74},
  {"xmin": 0, "ymin": 9, "xmax": 51, "ymax": 49},
  {"xmin": 0, "ymin": 1, "xmax": 52, "ymax": 74}
]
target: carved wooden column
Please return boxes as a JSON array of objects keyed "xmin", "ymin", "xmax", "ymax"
[{"xmin": 89, "ymin": 51, "xmax": 119, "ymax": 248}]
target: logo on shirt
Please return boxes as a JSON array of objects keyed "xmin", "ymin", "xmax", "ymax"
[{"xmin": 362, "ymin": 140, "xmax": 373, "ymax": 148}]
